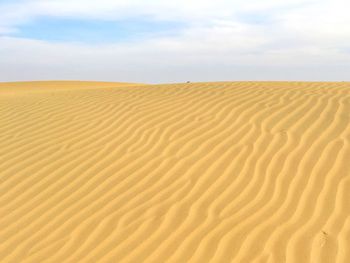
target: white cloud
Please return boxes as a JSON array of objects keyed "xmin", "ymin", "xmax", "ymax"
[
  {"xmin": 0, "ymin": 0, "xmax": 349, "ymax": 82},
  {"xmin": 0, "ymin": 0, "xmax": 318, "ymax": 29}
]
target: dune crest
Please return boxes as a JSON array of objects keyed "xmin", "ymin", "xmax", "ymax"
[{"xmin": 1, "ymin": 81, "xmax": 350, "ymax": 262}]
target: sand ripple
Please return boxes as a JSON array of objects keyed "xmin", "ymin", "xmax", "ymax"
[{"xmin": 1, "ymin": 81, "xmax": 350, "ymax": 262}]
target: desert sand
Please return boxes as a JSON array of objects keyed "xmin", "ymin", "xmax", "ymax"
[{"xmin": 1, "ymin": 81, "xmax": 350, "ymax": 263}]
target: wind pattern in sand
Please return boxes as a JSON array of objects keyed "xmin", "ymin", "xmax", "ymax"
[{"xmin": 1, "ymin": 81, "xmax": 350, "ymax": 262}]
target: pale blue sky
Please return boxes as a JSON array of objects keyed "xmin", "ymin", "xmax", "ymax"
[
  {"xmin": 0, "ymin": 0, "xmax": 349, "ymax": 83},
  {"xmin": 13, "ymin": 17, "xmax": 184, "ymax": 43}
]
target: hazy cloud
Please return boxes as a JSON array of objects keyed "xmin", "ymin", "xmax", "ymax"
[{"xmin": 1, "ymin": 0, "xmax": 349, "ymax": 82}]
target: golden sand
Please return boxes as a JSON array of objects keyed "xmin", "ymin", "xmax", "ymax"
[{"xmin": 1, "ymin": 81, "xmax": 350, "ymax": 262}]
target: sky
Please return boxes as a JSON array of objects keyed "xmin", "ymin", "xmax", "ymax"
[{"xmin": 0, "ymin": 0, "xmax": 349, "ymax": 83}]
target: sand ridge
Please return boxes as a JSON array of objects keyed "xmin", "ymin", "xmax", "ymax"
[
  {"xmin": 1, "ymin": 81, "xmax": 350, "ymax": 262},
  {"xmin": 0, "ymin": 81, "xmax": 147, "ymax": 94}
]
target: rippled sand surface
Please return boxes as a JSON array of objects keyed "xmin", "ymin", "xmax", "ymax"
[{"xmin": 1, "ymin": 81, "xmax": 350, "ymax": 262}]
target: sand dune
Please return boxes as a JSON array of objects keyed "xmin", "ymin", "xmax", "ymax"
[
  {"xmin": 0, "ymin": 81, "xmax": 144, "ymax": 93},
  {"xmin": 1, "ymin": 81, "xmax": 350, "ymax": 262}
]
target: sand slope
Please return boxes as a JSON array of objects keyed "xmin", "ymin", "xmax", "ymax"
[{"xmin": 1, "ymin": 81, "xmax": 350, "ymax": 263}]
